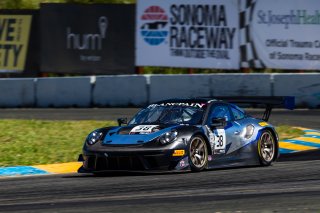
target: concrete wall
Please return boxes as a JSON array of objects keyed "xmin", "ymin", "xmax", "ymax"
[
  {"xmin": 273, "ymin": 74, "xmax": 320, "ymax": 108},
  {"xmin": 149, "ymin": 74, "xmax": 272, "ymax": 102},
  {"xmin": 0, "ymin": 74, "xmax": 318, "ymax": 108},
  {"xmin": 209, "ymin": 74, "xmax": 272, "ymax": 96},
  {"xmin": 36, "ymin": 77, "xmax": 91, "ymax": 107},
  {"xmin": 149, "ymin": 75, "xmax": 211, "ymax": 102},
  {"xmin": 0, "ymin": 79, "xmax": 35, "ymax": 107},
  {"xmin": 93, "ymin": 75, "xmax": 147, "ymax": 107}
]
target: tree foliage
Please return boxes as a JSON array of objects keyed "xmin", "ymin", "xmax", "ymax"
[{"xmin": 0, "ymin": 0, "xmax": 135, "ymax": 9}]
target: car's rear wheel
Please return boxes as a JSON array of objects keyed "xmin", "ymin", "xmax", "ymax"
[
  {"xmin": 188, "ymin": 136, "xmax": 208, "ymax": 172},
  {"xmin": 258, "ymin": 130, "xmax": 276, "ymax": 166}
]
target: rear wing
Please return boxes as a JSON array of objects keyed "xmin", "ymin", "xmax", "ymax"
[{"xmin": 213, "ymin": 96, "xmax": 295, "ymax": 121}]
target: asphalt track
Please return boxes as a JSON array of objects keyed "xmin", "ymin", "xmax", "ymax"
[{"xmin": 0, "ymin": 108, "xmax": 319, "ymax": 212}]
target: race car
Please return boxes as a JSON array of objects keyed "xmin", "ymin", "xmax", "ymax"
[{"xmin": 78, "ymin": 97, "xmax": 294, "ymax": 173}]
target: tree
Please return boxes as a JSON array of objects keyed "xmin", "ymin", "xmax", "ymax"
[{"xmin": 0, "ymin": 0, "xmax": 135, "ymax": 9}]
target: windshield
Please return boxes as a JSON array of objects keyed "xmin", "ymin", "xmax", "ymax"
[{"xmin": 129, "ymin": 103, "xmax": 206, "ymax": 125}]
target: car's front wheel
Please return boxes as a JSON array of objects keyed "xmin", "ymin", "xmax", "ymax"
[
  {"xmin": 188, "ymin": 135, "xmax": 208, "ymax": 172},
  {"xmin": 258, "ymin": 130, "xmax": 276, "ymax": 166}
]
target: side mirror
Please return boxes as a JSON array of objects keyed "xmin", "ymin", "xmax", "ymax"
[
  {"xmin": 211, "ymin": 117, "xmax": 226, "ymax": 128},
  {"xmin": 117, "ymin": 118, "xmax": 128, "ymax": 126}
]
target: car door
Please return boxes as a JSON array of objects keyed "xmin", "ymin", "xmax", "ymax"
[{"xmin": 206, "ymin": 103, "xmax": 241, "ymax": 158}]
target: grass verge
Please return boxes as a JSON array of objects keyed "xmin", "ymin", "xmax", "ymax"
[
  {"xmin": 0, "ymin": 120, "xmax": 116, "ymax": 167},
  {"xmin": 0, "ymin": 120, "xmax": 305, "ymax": 166},
  {"xmin": 275, "ymin": 125, "xmax": 304, "ymax": 140}
]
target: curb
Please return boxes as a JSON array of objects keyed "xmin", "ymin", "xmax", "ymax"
[
  {"xmin": 1, "ymin": 128, "xmax": 319, "ymax": 177},
  {"xmin": 0, "ymin": 162, "xmax": 82, "ymax": 177},
  {"xmin": 279, "ymin": 128, "xmax": 320, "ymax": 153}
]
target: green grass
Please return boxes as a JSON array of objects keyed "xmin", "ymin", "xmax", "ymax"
[
  {"xmin": 0, "ymin": 120, "xmax": 116, "ymax": 166},
  {"xmin": 0, "ymin": 120, "xmax": 304, "ymax": 167},
  {"xmin": 276, "ymin": 125, "xmax": 304, "ymax": 140}
]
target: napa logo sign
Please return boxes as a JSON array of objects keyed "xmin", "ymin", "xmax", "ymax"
[{"xmin": 139, "ymin": 5, "xmax": 168, "ymax": 46}]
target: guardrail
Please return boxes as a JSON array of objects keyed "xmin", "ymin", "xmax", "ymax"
[{"xmin": 0, "ymin": 74, "xmax": 319, "ymax": 108}]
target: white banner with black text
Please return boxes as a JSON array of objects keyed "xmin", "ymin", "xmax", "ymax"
[
  {"xmin": 240, "ymin": 0, "xmax": 320, "ymax": 70},
  {"xmin": 136, "ymin": 0, "xmax": 240, "ymax": 69}
]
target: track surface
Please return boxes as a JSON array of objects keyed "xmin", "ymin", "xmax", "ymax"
[
  {"xmin": 0, "ymin": 160, "xmax": 319, "ymax": 212},
  {"xmin": 0, "ymin": 109, "xmax": 319, "ymax": 212}
]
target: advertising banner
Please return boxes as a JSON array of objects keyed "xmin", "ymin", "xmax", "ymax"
[
  {"xmin": 240, "ymin": 0, "xmax": 320, "ymax": 70},
  {"xmin": 0, "ymin": 14, "xmax": 32, "ymax": 73},
  {"xmin": 40, "ymin": 4, "xmax": 135, "ymax": 74},
  {"xmin": 136, "ymin": 0, "xmax": 240, "ymax": 69}
]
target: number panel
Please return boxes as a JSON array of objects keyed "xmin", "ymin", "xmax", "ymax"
[{"xmin": 214, "ymin": 129, "xmax": 226, "ymax": 154}]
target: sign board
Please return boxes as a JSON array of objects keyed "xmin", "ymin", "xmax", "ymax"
[
  {"xmin": 0, "ymin": 15, "xmax": 32, "ymax": 73},
  {"xmin": 41, "ymin": 4, "xmax": 135, "ymax": 74},
  {"xmin": 240, "ymin": 0, "xmax": 320, "ymax": 70},
  {"xmin": 136, "ymin": 0, "xmax": 240, "ymax": 69}
]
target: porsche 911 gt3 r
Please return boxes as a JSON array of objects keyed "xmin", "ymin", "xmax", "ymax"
[{"xmin": 78, "ymin": 97, "xmax": 294, "ymax": 173}]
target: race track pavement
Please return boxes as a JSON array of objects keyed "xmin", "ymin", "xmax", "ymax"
[{"xmin": 0, "ymin": 128, "xmax": 319, "ymax": 177}]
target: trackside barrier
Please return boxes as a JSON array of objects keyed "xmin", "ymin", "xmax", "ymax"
[
  {"xmin": 0, "ymin": 79, "xmax": 35, "ymax": 107},
  {"xmin": 0, "ymin": 74, "xmax": 318, "ymax": 108},
  {"xmin": 273, "ymin": 74, "xmax": 320, "ymax": 108},
  {"xmin": 208, "ymin": 74, "xmax": 272, "ymax": 97},
  {"xmin": 149, "ymin": 74, "xmax": 272, "ymax": 103},
  {"xmin": 93, "ymin": 75, "xmax": 147, "ymax": 107},
  {"xmin": 149, "ymin": 75, "xmax": 211, "ymax": 103},
  {"xmin": 36, "ymin": 77, "xmax": 91, "ymax": 107}
]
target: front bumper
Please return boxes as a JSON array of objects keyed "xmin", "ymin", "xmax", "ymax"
[{"xmin": 78, "ymin": 149, "xmax": 188, "ymax": 173}]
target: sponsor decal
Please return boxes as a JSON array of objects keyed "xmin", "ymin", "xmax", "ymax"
[
  {"xmin": 0, "ymin": 15, "xmax": 32, "ymax": 72},
  {"xmin": 179, "ymin": 159, "xmax": 185, "ymax": 167},
  {"xmin": 66, "ymin": 16, "xmax": 108, "ymax": 62},
  {"xmin": 214, "ymin": 129, "xmax": 226, "ymax": 154},
  {"xmin": 140, "ymin": 6, "xmax": 168, "ymax": 45},
  {"xmin": 148, "ymin": 102, "xmax": 206, "ymax": 109},
  {"xmin": 136, "ymin": 0, "xmax": 239, "ymax": 69},
  {"xmin": 205, "ymin": 125, "xmax": 226, "ymax": 154},
  {"xmin": 259, "ymin": 122, "xmax": 269, "ymax": 127},
  {"xmin": 245, "ymin": 0, "xmax": 320, "ymax": 70},
  {"xmin": 130, "ymin": 125, "xmax": 159, "ymax": 134},
  {"xmin": 169, "ymin": 4, "xmax": 236, "ymax": 59},
  {"xmin": 140, "ymin": 4, "xmax": 236, "ymax": 59},
  {"xmin": 172, "ymin": 149, "xmax": 185, "ymax": 156},
  {"xmin": 257, "ymin": 10, "xmax": 320, "ymax": 29}
]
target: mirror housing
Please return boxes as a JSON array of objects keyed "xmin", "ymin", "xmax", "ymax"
[
  {"xmin": 210, "ymin": 117, "xmax": 226, "ymax": 128},
  {"xmin": 117, "ymin": 118, "xmax": 128, "ymax": 126}
]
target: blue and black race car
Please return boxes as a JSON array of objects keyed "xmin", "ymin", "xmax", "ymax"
[{"xmin": 78, "ymin": 97, "xmax": 294, "ymax": 173}]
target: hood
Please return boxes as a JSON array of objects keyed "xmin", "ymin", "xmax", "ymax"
[{"xmin": 102, "ymin": 124, "xmax": 179, "ymax": 145}]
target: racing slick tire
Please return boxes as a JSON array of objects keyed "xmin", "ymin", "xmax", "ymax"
[
  {"xmin": 258, "ymin": 130, "xmax": 276, "ymax": 166},
  {"xmin": 188, "ymin": 135, "xmax": 208, "ymax": 172}
]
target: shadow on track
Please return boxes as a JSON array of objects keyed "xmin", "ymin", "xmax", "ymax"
[{"xmin": 278, "ymin": 149, "xmax": 320, "ymax": 162}]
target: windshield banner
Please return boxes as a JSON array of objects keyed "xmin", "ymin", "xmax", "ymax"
[
  {"xmin": 240, "ymin": 0, "xmax": 320, "ymax": 70},
  {"xmin": 136, "ymin": 0, "xmax": 240, "ymax": 69}
]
